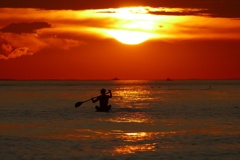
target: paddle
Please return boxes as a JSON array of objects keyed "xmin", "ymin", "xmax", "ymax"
[{"xmin": 75, "ymin": 97, "xmax": 97, "ymax": 108}]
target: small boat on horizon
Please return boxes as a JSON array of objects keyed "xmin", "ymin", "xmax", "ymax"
[{"xmin": 112, "ymin": 77, "xmax": 119, "ymax": 80}]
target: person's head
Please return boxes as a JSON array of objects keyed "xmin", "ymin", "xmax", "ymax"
[{"xmin": 101, "ymin": 88, "xmax": 106, "ymax": 95}]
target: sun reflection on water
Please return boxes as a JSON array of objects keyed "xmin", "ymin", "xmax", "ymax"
[
  {"xmin": 41, "ymin": 128, "xmax": 178, "ymax": 155},
  {"xmin": 121, "ymin": 132, "xmax": 152, "ymax": 142},
  {"xmin": 113, "ymin": 143, "xmax": 157, "ymax": 155},
  {"xmin": 112, "ymin": 130, "xmax": 177, "ymax": 155},
  {"xmin": 116, "ymin": 131, "xmax": 177, "ymax": 142},
  {"xmin": 106, "ymin": 112, "xmax": 152, "ymax": 123},
  {"xmin": 116, "ymin": 89, "xmax": 154, "ymax": 103}
]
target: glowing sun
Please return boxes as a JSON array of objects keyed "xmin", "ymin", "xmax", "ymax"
[{"xmin": 108, "ymin": 30, "xmax": 152, "ymax": 45}]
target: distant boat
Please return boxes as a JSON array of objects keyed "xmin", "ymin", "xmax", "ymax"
[
  {"xmin": 166, "ymin": 78, "xmax": 172, "ymax": 81},
  {"xmin": 112, "ymin": 77, "xmax": 119, "ymax": 80}
]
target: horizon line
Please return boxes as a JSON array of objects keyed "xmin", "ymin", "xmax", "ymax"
[{"xmin": 0, "ymin": 78, "xmax": 240, "ymax": 81}]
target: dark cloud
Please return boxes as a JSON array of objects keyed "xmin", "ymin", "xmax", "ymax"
[
  {"xmin": 0, "ymin": 22, "xmax": 51, "ymax": 34},
  {"xmin": 148, "ymin": 8, "xmax": 209, "ymax": 17},
  {"xmin": 145, "ymin": 0, "xmax": 240, "ymax": 18},
  {"xmin": 0, "ymin": 0, "xmax": 240, "ymax": 18},
  {"xmin": 0, "ymin": 0, "xmax": 120, "ymax": 10}
]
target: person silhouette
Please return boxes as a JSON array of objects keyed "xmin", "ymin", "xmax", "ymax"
[{"xmin": 91, "ymin": 88, "xmax": 112, "ymax": 112}]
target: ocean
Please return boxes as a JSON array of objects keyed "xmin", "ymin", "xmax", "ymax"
[{"xmin": 0, "ymin": 80, "xmax": 240, "ymax": 160}]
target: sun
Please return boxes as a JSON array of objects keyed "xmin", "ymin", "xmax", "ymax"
[
  {"xmin": 108, "ymin": 30, "xmax": 152, "ymax": 45},
  {"xmin": 103, "ymin": 7, "xmax": 157, "ymax": 45}
]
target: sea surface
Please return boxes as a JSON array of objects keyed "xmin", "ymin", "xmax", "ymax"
[{"xmin": 0, "ymin": 80, "xmax": 240, "ymax": 160}]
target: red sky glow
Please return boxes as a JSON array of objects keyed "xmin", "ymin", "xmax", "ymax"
[{"xmin": 0, "ymin": 0, "xmax": 240, "ymax": 80}]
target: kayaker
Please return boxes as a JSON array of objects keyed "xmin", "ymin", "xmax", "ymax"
[{"xmin": 91, "ymin": 88, "xmax": 112, "ymax": 112}]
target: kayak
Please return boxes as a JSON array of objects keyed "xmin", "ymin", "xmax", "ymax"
[{"xmin": 95, "ymin": 105, "xmax": 111, "ymax": 112}]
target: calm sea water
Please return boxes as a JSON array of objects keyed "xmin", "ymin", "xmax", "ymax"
[{"xmin": 0, "ymin": 80, "xmax": 240, "ymax": 159}]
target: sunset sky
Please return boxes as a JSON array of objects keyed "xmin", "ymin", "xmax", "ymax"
[{"xmin": 0, "ymin": 0, "xmax": 240, "ymax": 80}]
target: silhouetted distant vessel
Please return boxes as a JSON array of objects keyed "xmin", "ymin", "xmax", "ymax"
[
  {"xmin": 112, "ymin": 77, "xmax": 119, "ymax": 80},
  {"xmin": 166, "ymin": 78, "xmax": 172, "ymax": 81}
]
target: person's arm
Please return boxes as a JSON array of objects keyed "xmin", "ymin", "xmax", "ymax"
[
  {"xmin": 91, "ymin": 97, "xmax": 98, "ymax": 103},
  {"xmin": 108, "ymin": 90, "xmax": 112, "ymax": 98}
]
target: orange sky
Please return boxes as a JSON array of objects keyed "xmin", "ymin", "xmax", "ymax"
[{"xmin": 0, "ymin": 1, "xmax": 240, "ymax": 80}]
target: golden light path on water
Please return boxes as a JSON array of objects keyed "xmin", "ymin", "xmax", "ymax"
[
  {"xmin": 36, "ymin": 87, "xmax": 178, "ymax": 155},
  {"xmin": 38, "ymin": 128, "xmax": 178, "ymax": 155},
  {"xmin": 35, "ymin": 84, "xmax": 175, "ymax": 155}
]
